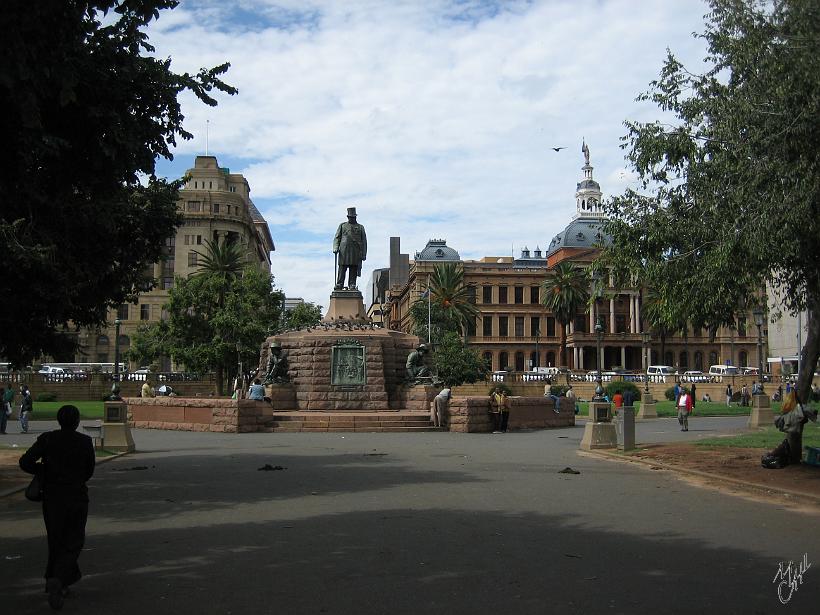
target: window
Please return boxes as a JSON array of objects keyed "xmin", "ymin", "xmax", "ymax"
[
  {"xmin": 679, "ymin": 351, "xmax": 688, "ymax": 369},
  {"xmin": 515, "ymin": 352, "xmax": 525, "ymax": 371},
  {"xmin": 482, "ymin": 286, "xmax": 492, "ymax": 304},
  {"xmin": 546, "ymin": 352, "xmax": 556, "ymax": 367},
  {"xmin": 483, "ymin": 352, "xmax": 493, "ymax": 370},
  {"xmin": 530, "ymin": 286, "xmax": 539, "ymax": 304},
  {"xmin": 739, "ymin": 351, "xmax": 748, "ymax": 367},
  {"xmin": 693, "ymin": 326, "xmax": 702, "ymax": 338},
  {"xmin": 664, "ymin": 351, "xmax": 674, "ymax": 366},
  {"xmin": 615, "ymin": 314, "xmax": 627, "ymax": 333},
  {"xmin": 187, "ymin": 201, "xmax": 201, "ymax": 212},
  {"xmin": 97, "ymin": 335, "xmax": 109, "ymax": 346},
  {"xmin": 694, "ymin": 351, "xmax": 704, "ymax": 371},
  {"xmin": 514, "ymin": 286, "xmax": 523, "ymax": 304},
  {"xmin": 546, "ymin": 317, "xmax": 556, "ymax": 337},
  {"xmin": 499, "ymin": 352, "xmax": 509, "ymax": 370},
  {"xmin": 574, "ymin": 315, "xmax": 587, "ymax": 333},
  {"xmin": 188, "ymin": 252, "xmax": 198, "ymax": 267},
  {"xmin": 466, "ymin": 317, "xmax": 476, "ymax": 337},
  {"xmin": 483, "ymin": 316, "xmax": 493, "ymax": 337},
  {"xmin": 140, "ymin": 304, "xmax": 150, "ymax": 321},
  {"xmin": 530, "ymin": 351, "xmax": 538, "ymax": 369},
  {"xmin": 209, "ymin": 181, "xmax": 212, "ymax": 189},
  {"xmin": 531, "ymin": 317, "xmax": 540, "ymax": 337},
  {"xmin": 118, "ymin": 335, "xmax": 130, "ymax": 348},
  {"xmin": 230, "ymin": 186, "xmax": 236, "ymax": 193},
  {"xmin": 162, "ymin": 277, "xmax": 174, "ymax": 290},
  {"xmin": 117, "ymin": 304, "xmax": 128, "ymax": 320},
  {"xmin": 515, "ymin": 316, "xmax": 524, "ymax": 337},
  {"xmin": 213, "ymin": 203, "xmax": 220, "ymax": 214},
  {"xmin": 737, "ymin": 317, "xmax": 747, "ymax": 337},
  {"xmin": 499, "ymin": 286, "xmax": 508, "ymax": 304},
  {"xmin": 709, "ymin": 351, "xmax": 718, "ymax": 365},
  {"xmin": 499, "ymin": 316, "xmax": 508, "ymax": 337}
]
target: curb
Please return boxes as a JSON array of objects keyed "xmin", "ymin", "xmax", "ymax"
[
  {"xmin": 583, "ymin": 447, "xmax": 820, "ymax": 505},
  {"xmin": 0, "ymin": 451, "xmax": 131, "ymax": 499}
]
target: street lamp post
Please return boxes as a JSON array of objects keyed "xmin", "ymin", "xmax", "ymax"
[
  {"xmin": 113, "ymin": 319, "xmax": 121, "ymax": 382},
  {"xmin": 236, "ymin": 341, "xmax": 243, "ymax": 399},
  {"xmin": 535, "ymin": 327, "xmax": 540, "ymax": 370},
  {"xmin": 753, "ymin": 306, "xmax": 765, "ymax": 392},
  {"xmin": 641, "ymin": 331, "xmax": 651, "ymax": 398},
  {"xmin": 594, "ymin": 315, "xmax": 605, "ymax": 400}
]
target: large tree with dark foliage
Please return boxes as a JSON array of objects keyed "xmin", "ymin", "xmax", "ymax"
[
  {"xmin": 0, "ymin": 1, "xmax": 236, "ymax": 366},
  {"xmin": 602, "ymin": 0, "xmax": 819, "ymax": 401}
]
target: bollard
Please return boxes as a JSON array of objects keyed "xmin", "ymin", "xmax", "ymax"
[{"xmin": 617, "ymin": 405, "xmax": 636, "ymax": 451}]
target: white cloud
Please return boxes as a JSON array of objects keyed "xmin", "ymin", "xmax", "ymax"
[{"xmin": 149, "ymin": 0, "xmax": 710, "ymax": 305}]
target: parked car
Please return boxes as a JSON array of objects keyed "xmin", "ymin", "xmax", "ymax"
[
  {"xmin": 681, "ymin": 370, "xmax": 709, "ymax": 383},
  {"xmin": 38, "ymin": 365, "xmax": 72, "ymax": 381},
  {"xmin": 646, "ymin": 365, "xmax": 677, "ymax": 383},
  {"xmin": 708, "ymin": 364, "xmax": 740, "ymax": 382}
]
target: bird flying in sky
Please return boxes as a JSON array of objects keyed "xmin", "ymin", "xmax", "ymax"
[{"xmin": 551, "ymin": 147, "xmax": 565, "ymax": 152}]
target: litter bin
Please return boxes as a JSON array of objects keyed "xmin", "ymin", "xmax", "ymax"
[{"xmin": 616, "ymin": 406, "xmax": 635, "ymax": 451}]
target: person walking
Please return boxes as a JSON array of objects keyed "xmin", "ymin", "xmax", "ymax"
[
  {"xmin": 677, "ymin": 388, "xmax": 693, "ymax": 431},
  {"xmin": 19, "ymin": 405, "xmax": 95, "ymax": 610},
  {"xmin": 1, "ymin": 382, "xmax": 13, "ymax": 434},
  {"xmin": 19, "ymin": 384, "xmax": 33, "ymax": 433},
  {"xmin": 725, "ymin": 383, "xmax": 733, "ymax": 407},
  {"xmin": 690, "ymin": 382, "xmax": 697, "ymax": 410}
]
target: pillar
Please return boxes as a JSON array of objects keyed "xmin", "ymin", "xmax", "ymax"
[{"xmin": 609, "ymin": 298, "xmax": 616, "ymax": 334}]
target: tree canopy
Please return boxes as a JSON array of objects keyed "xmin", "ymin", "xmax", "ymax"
[
  {"xmin": 0, "ymin": 0, "xmax": 236, "ymax": 366},
  {"xmin": 433, "ymin": 332, "xmax": 488, "ymax": 387},
  {"xmin": 129, "ymin": 267, "xmax": 284, "ymax": 395},
  {"xmin": 410, "ymin": 263, "xmax": 478, "ymax": 342},
  {"xmin": 601, "ymin": 0, "xmax": 819, "ymax": 399},
  {"xmin": 282, "ymin": 302, "xmax": 324, "ymax": 330}
]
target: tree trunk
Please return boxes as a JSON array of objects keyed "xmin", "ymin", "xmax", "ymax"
[
  {"xmin": 215, "ymin": 365, "xmax": 225, "ymax": 397},
  {"xmin": 559, "ymin": 322, "xmax": 567, "ymax": 368},
  {"xmin": 797, "ymin": 296, "xmax": 819, "ymax": 403}
]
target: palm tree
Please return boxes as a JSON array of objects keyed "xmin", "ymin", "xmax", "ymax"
[
  {"xmin": 414, "ymin": 262, "xmax": 479, "ymax": 339},
  {"xmin": 191, "ymin": 238, "xmax": 246, "ymax": 307},
  {"xmin": 541, "ymin": 262, "xmax": 590, "ymax": 368}
]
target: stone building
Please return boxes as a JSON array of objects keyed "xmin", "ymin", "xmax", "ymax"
[
  {"xmin": 73, "ymin": 155, "xmax": 274, "ymax": 369},
  {"xmin": 380, "ymin": 148, "xmax": 762, "ymax": 375}
]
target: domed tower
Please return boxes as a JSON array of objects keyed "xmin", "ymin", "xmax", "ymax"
[{"xmin": 574, "ymin": 140, "xmax": 604, "ymax": 220}]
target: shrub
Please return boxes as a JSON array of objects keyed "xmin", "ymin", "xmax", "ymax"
[
  {"xmin": 36, "ymin": 392, "xmax": 57, "ymax": 402},
  {"xmin": 489, "ymin": 383, "xmax": 512, "ymax": 397},
  {"xmin": 551, "ymin": 384, "xmax": 568, "ymax": 397},
  {"xmin": 605, "ymin": 381, "xmax": 642, "ymax": 401}
]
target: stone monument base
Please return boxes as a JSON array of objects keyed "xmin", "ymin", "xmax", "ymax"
[
  {"xmin": 323, "ymin": 289, "xmax": 368, "ymax": 323},
  {"xmin": 747, "ymin": 394, "xmax": 774, "ymax": 428},
  {"xmin": 580, "ymin": 421, "xmax": 618, "ymax": 450},
  {"xmin": 636, "ymin": 396, "xmax": 658, "ymax": 419}
]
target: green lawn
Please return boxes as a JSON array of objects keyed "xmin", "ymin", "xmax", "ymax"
[
  {"xmin": 696, "ymin": 422, "xmax": 820, "ymax": 449},
  {"xmin": 29, "ymin": 401, "xmax": 104, "ymax": 420}
]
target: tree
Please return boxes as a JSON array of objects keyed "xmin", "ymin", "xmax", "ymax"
[
  {"xmin": 601, "ymin": 0, "xmax": 820, "ymax": 400},
  {"xmin": 0, "ymin": 1, "xmax": 236, "ymax": 366},
  {"xmin": 410, "ymin": 263, "xmax": 479, "ymax": 342},
  {"xmin": 283, "ymin": 303, "xmax": 324, "ymax": 330},
  {"xmin": 433, "ymin": 332, "xmax": 489, "ymax": 387},
  {"xmin": 541, "ymin": 262, "xmax": 590, "ymax": 368},
  {"xmin": 129, "ymin": 267, "xmax": 284, "ymax": 395}
]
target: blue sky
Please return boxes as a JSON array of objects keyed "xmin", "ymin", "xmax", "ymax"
[{"xmin": 148, "ymin": 0, "xmax": 710, "ymax": 307}]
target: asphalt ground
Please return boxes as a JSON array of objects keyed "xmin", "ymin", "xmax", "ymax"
[{"xmin": 1, "ymin": 419, "xmax": 817, "ymax": 614}]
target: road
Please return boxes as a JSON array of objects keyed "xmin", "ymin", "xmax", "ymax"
[{"xmin": 1, "ymin": 419, "xmax": 816, "ymax": 614}]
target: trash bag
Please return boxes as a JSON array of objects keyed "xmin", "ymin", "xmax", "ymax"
[{"xmin": 761, "ymin": 438, "xmax": 791, "ymax": 469}]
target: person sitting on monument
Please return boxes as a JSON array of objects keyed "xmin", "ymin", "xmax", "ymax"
[
  {"xmin": 248, "ymin": 379, "xmax": 266, "ymax": 401},
  {"xmin": 263, "ymin": 343, "xmax": 289, "ymax": 384},
  {"xmin": 406, "ymin": 344, "xmax": 432, "ymax": 381}
]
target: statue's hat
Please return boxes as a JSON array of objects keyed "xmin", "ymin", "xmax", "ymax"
[{"xmin": 347, "ymin": 207, "xmax": 357, "ymax": 217}]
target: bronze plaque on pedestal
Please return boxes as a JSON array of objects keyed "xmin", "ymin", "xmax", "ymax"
[{"xmin": 331, "ymin": 339, "xmax": 366, "ymax": 386}]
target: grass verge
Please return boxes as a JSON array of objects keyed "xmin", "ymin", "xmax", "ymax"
[
  {"xmin": 28, "ymin": 401, "xmax": 104, "ymax": 420},
  {"xmin": 696, "ymin": 422, "xmax": 820, "ymax": 450}
]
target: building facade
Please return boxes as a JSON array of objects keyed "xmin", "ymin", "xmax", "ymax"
[
  {"xmin": 73, "ymin": 155, "xmax": 274, "ymax": 370},
  {"xmin": 382, "ymin": 149, "xmax": 762, "ymax": 375}
]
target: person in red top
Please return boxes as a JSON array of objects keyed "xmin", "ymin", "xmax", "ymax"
[
  {"xmin": 613, "ymin": 392, "xmax": 624, "ymax": 409},
  {"xmin": 677, "ymin": 388, "xmax": 693, "ymax": 431}
]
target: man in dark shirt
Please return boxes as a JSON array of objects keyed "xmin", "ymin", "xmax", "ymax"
[{"xmin": 20, "ymin": 404, "xmax": 95, "ymax": 610}]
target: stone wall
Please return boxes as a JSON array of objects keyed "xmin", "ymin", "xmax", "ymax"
[
  {"xmin": 0, "ymin": 373, "xmax": 215, "ymax": 401},
  {"xmin": 446, "ymin": 396, "xmax": 573, "ymax": 433},
  {"xmin": 127, "ymin": 397, "xmax": 273, "ymax": 433}
]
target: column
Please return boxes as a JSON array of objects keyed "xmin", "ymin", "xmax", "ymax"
[
  {"xmin": 630, "ymin": 295, "xmax": 636, "ymax": 333},
  {"xmin": 621, "ymin": 347, "xmax": 627, "ymax": 369},
  {"xmin": 589, "ymin": 308, "xmax": 595, "ymax": 332},
  {"xmin": 609, "ymin": 298, "xmax": 616, "ymax": 334},
  {"xmin": 579, "ymin": 347, "xmax": 584, "ymax": 370},
  {"xmin": 636, "ymin": 293, "xmax": 641, "ymax": 332}
]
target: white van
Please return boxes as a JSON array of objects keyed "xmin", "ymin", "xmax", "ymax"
[
  {"xmin": 646, "ymin": 365, "xmax": 676, "ymax": 383},
  {"xmin": 708, "ymin": 365, "xmax": 740, "ymax": 382}
]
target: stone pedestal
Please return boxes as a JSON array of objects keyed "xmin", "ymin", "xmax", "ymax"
[
  {"xmin": 747, "ymin": 393, "xmax": 774, "ymax": 429},
  {"xmin": 636, "ymin": 395, "xmax": 657, "ymax": 419},
  {"xmin": 323, "ymin": 289, "xmax": 368, "ymax": 322},
  {"xmin": 103, "ymin": 401, "xmax": 135, "ymax": 452},
  {"xmin": 580, "ymin": 421, "xmax": 618, "ymax": 450}
]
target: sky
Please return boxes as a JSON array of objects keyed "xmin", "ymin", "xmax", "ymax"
[{"xmin": 148, "ymin": 0, "xmax": 711, "ymax": 307}]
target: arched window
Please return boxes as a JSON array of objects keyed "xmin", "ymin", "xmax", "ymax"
[
  {"xmin": 529, "ymin": 351, "xmax": 538, "ymax": 370},
  {"xmin": 709, "ymin": 351, "xmax": 718, "ymax": 365},
  {"xmin": 97, "ymin": 335, "xmax": 109, "ymax": 346},
  {"xmin": 483, "ymin": 352, "xmax": 493, "ymax": 371},
  {"xmin": 499, "ymin": 352, "xmax": 509, "ymax": 371},
  {"xmin": 664, "ymin": 351, "xmax": 673, "ymax": 366},
  {"xmin": 739, "ymin": 351, "xmax": 748, "ymax": 367},
  {"xmin": 679, "ymin": 351, "xmax": 688, "ymax": 369},
  {"xmin": 547, "ymin": 351, "xmax": 556, "ymax": 367},
  {"xmin": 118, "ymin": 335, "xmax": 130, "ymax": 347},
  {"xmin": 515, "ymin": 352, "xmax": 525, "ymax": 372},
  {"xmin": 694, "ymin": 351, "xmax": 703, "ymax": 371}
]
